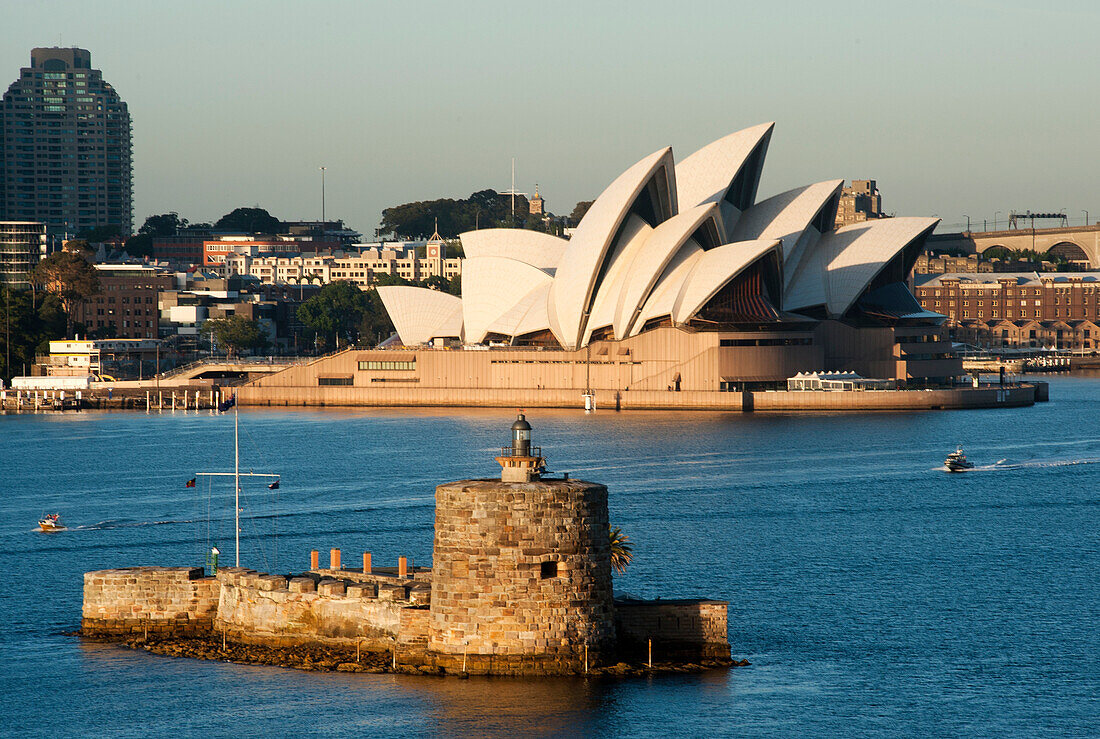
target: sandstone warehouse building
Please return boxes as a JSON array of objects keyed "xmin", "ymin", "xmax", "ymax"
[{"xmin": 240, "ymin": 123, "xmax": 968, "ymax": 409}]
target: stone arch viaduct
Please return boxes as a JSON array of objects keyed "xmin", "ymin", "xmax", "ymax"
[{"xmin": 927, "ymin": 225, "xmax": 1100, "ymax": 268}]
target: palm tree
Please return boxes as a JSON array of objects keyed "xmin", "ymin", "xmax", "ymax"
[{"xmin": 609, "ymin": 525, "xmax": 633, "ymax": 574}]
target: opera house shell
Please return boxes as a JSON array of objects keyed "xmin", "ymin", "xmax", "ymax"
[{"xmin": 245, "ymin": 123, "xmax": 963, "ymax": 409}]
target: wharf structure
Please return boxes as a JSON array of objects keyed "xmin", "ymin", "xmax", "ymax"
[
  {"xmin": 81, "ymin": 416, "xmax": 730, "ymax": 675},
  {"xmin": 232, "ymin": 123, "xmax": 1049, "ymax": 411}
]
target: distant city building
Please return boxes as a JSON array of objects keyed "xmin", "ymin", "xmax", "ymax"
[
  {"xmin": 152, "ymin": 234, "xmax": 207, "ymax": 265},
  {"xmin": 0, "ymin": 220, "xmax": 50, "ymax": 286},
  {"xmin": 529, "ymin": 185, "xmax": 545, "ymax": 216},
  {"xmin": 913, "ymin": 252, "xmax": 1049, "ymax": 275},
  {"xmin": 38, "ymin": 338, "xmax": 159, "ymax": 379},
  {"xmin": 158, "ymin": 273, "xmax": 320, "ymax": 352},
  {"xmin": 81, "ymin": 264, "xmax": 173, "ymax": 339},
  {"xmin": 203, "ymin": 235, "xmax": 341, "ymax": 267},
  {"xmin": 220, "ymin": 246, "xmax": 461, "ymax": 288},
  {"xmin": 0, "ymin": 48, "xmax": 132, "ymax": 235},
  {"xmin": 283, "ymin": 220, "xmax": 362, "ymax": 245},
  {"xmin": 915, "ymin": 272, "xmax": 1100, "ymax": 350},
  {"xmin": 835, "ymin": 179, "xmax": 884, "ymax": 228}
]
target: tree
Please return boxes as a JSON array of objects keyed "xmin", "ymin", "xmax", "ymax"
[
  {"xmin": 569, "ymin": 200, "xmax": 594, "ymax": 225},
  {"xmin": 76, "ymin": 224, "xmax": 121, "ymax": 242},
  {"xmin": 140, "ymin": 212, "xmax": 188, "ymax": 237},
  {"xmin": 357, "ymin": 288, "xmax": 395, "ymax": 347},
  {"xmin": 422, "ymin": 275, "xmax": 452, "ymax": 292},
  {"xmin": 373, "ymin": 273, "xmax": 412, "ymax": 288},
  {"xmin": 297, "ymin": 281, "xmax": 371, "ymax": 348},
  {"xmin": 0, "ymin": 288, "xmax": 65, "ymax": 382},
  {"xmin": 123, "ymin": 233, "xmax": 154, "ymax": 258},
  {"xmin": 380, "ymin": 189, "xmax": 529, "ymax": 238},
  {"xmin": 215, "ymin": 207, "xmax": 282, "ymax": 234},
  {"xmin": 201, "ymin": 316, "xmax": 268, "ymax": 358},
  {"xmin": 125, "ymin": 212, "xmax": 191, "ymax": 258},
  {"xmin": 62, "ymin": 239, "xmax": 94, "ymax": 258},
  {"xmin": 29, "ymin": 251, "xmax": 101, "ymax": 336},
  {"xmin": 609, "ymin": 525, "xmax": 634, "ymax": 574}
]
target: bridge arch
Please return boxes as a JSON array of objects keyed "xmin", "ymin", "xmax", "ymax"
[{"xmin": 1047, "ymin": 241, "xmax": 1089, "ymax": 262}]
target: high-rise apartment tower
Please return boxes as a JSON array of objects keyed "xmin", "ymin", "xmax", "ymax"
[{"xmin": 0, "ymin": 48, "xmax": 132, "ymax": 235}]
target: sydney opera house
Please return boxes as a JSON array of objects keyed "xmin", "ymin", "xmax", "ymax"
[{"xmin": 244, "ymin": 123, "xmax": 965, "ymax": 409}]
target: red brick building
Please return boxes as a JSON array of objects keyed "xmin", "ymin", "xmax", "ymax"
[
  {"xmin": 913, "ymin": 272, "xmax": 1100, "ymax": 350},
  {"xmin": 81, "ymin": 264, "xmax": 174, "ymax": 339}
]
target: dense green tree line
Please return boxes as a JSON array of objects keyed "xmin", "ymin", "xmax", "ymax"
[{"xmin": 0, "ymin": 288, "xmax": 66, "ymax": 383}]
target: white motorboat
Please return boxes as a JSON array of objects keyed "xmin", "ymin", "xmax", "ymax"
[{"xmin": 944, "ymin": 447, "xmax": 975, "ymax": 472}]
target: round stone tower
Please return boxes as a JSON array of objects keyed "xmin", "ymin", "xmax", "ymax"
[{"xmin": 428, "ymin": 414, "xmax": 615, "ymax": 672}]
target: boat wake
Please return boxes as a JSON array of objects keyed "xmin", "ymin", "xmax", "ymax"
[
  {"xmin": 939, "ymin": 457, "xmax": 1100, "ymax": 472},
  {"xmin": 70, "ymin": 518, "xmax": 194, "ymax": 531}
]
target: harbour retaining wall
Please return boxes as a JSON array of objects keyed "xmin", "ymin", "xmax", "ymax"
[{"xmin": 234, "ymin": 384, "xmax": 1042, "ymax": 412}]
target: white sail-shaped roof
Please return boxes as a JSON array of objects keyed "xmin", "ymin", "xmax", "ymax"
[
  {"xmin": 630, "ymin": 242, "xmax": 705, "ymax": 335},
  {"xmin": 461, "ymin": 256, "xmax": 553, "ymax": 343},
  {"xmin": 615, "ymin": 203, "xmax": 724, "ymax": 339},
  {"xmin": 374, "ymin": 125, "xmax": 943, "ymax": 350},
  {"xmin": 376, "ymin": 286, "xmax": 463, "ymax": 345},
  {"xmin": 730, "ymin": 180, "xmax": 843, "ymax": 283},
  {"xmin": 548, "ymin": 147, "xmax": 677, "ymax": 349},
  {"xmin": 581, "ymin": 215, "xmax": 653, "ymax": 344},
  {"xmin": 459, "ymin": 229, "xmax": 567, "ymax": 271},
  {"xmin": 674, "ymin": 123, "xmax": 774, "ymax": 237},
  {"xmin": 672, "ymin": 240, "xmax": 782, "ymax": 323},
  {"xmin": 488, "ymin": 282, "xmax": 553, "ymax": 340},
  {"xmin": 782, "ymin": 233, "xmax": 830, "ymax": 312},
  {"xmin": 819, "ymin": 217, "xmax": 938, "ymax": 316},
  {"xmin": 785, "ymin": 217, "xmax": 938, "ymax": 316}
]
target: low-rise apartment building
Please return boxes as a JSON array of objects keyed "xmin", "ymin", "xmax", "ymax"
[
  {"xmin": 914, "ymin": 272, "xmax": 1100, "ymax": 350},
  {"xmin": 81, "ymin": 264, "xmax": 174, "ymax": 339},
  {"xmin": 221, "ymin": 247, "xmax": 461, "ymax": 288}
]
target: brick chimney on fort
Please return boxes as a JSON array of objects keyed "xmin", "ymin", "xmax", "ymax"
[{"xmin": 428, "ymin": 413, "xmax": 615, "ymax": 670}]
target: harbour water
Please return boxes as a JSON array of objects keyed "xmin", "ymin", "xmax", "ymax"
[{"xmin": 2, "ymin": 376, "xmax": 1098, "ymax": 737}]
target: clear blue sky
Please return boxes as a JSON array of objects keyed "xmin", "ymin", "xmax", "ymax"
[{"xmin": 4, "ymin": 0, "xmax": 1099, "ymax": 235}]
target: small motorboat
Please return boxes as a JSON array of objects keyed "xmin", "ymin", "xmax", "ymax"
[
  {"xmin": 38, "ymin": 513, "xmax": 66, "ymax": 531},
  {"xmin": 944, "ymin": 447, "xmax": 975, "ymax": 472}
]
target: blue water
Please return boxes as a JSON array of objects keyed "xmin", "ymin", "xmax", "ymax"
[{"xmin": 2, "ymin": 377, "xmax": 1099, "ymax": 737}]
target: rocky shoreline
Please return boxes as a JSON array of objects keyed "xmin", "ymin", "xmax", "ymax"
[{"xmin": 78, "ymin": 633, "xmax": 746, "ymax": 677}]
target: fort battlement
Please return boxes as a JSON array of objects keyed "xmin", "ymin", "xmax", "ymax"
[
  {"xmin": 79, "ymin": 415, "xmax": 733, "ymax": 676},
  {"xmin": 81, "ymin": 566, "xmax": 219, "ymax": 637}
]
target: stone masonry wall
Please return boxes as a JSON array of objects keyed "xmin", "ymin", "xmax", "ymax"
[
  {"xmin": 82, "ymin": 567, "xmax": 219, "ymax": 637},
  {"xmin": 615, "ymin": 600, "xmax": 730, "ymax": 660},
  {"xmin": 213, "ymin": 567, "xmax": 425, "ymax": 650},
  {"xmin": 429, "ymin": 479, "xmax": 615, "ymax": 662}
]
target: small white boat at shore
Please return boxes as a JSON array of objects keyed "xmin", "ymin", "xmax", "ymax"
[{"xmin": 38, "ymin": 513, "xmax": 66, "ymax": 531}]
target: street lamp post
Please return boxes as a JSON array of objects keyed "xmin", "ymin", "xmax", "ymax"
[
  {"xmin": 1084, "ymin": 210, "xmax": 1090, "ymax": 227},
  {"xmin": 964, "ymin": 214, "xmax": 970, "ymax": 233}
]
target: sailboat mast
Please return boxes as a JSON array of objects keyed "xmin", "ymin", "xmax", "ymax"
[{"xmin": 234, "ymin": 400, "xmax": 240, "ymax": 567}]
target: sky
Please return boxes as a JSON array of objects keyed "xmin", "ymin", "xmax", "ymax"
[{"xmin": 4, "ymin": 0, "xmax": 1100, "ymax": 236}]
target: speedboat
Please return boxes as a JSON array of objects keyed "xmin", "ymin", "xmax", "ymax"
[
  {"xmin": 38, "ymin": 513, "xmax": 66, "ymax": 531},
  {"xmin": 944, "ymin": 447, "xmax": 975, "ymax": 472}
]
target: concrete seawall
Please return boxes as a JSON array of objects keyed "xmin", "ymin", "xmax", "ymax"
[{"xmin": 235, "ymin": 383, "xmax": 1045, "ymax": 412}]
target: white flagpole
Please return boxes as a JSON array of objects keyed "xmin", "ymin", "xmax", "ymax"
[{"xmin": 234, "ymin": 398, "xmax": 240, "ymax": 567}]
